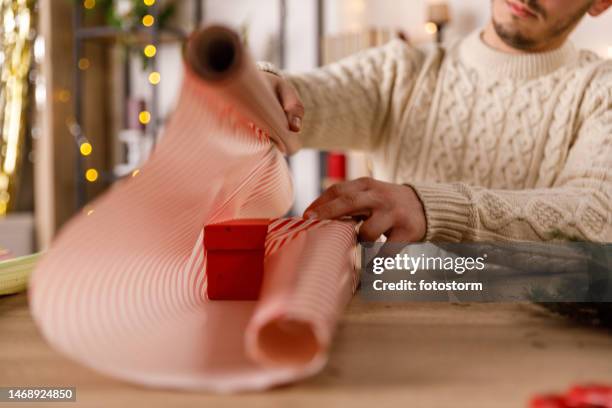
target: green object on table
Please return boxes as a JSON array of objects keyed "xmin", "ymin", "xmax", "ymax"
[{"xmin": 0, "ymin": 253, "xmax": 42, "ymax": 295}]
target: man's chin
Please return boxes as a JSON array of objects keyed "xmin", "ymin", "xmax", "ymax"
[{"xmin": 493, "ymin": 20, "xmax": 540, "ymax": 50}]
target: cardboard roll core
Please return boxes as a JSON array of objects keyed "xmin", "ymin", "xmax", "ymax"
[{"xmin": 186, "ymin": 26, "xmax": 243, "ymax": 82}]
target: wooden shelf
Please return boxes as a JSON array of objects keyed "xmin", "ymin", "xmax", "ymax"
[{"xmin": 75, "ymin": 25, "xmax": 187, "ymax": 44}]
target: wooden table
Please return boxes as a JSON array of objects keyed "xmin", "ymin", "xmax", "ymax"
[{"xmin": 1, "ymin": 292, "xmax": 611, "ymax": 407}]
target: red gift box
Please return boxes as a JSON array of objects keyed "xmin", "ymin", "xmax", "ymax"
[{"xmin": 204, "ymin": 219, "xmax": 270, "ymax": 300}]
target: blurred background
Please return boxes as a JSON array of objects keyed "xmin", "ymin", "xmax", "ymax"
[{"xmin": 0, "ymin": 0, "xmax": 610, "ymax": 259}]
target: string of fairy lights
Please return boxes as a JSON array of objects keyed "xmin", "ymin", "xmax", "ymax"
[
  {"xmin": 0, "ymin": 0, "xmax": 34, "ymax": 217},
  {"xmin": 77, "ymin": 0, "xmax": 159, "ymax": 186}
]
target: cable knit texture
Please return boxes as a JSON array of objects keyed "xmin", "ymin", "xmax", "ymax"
[{"xmin": 280, "ymin": 31, "xmax": 612, "ymax": 243}]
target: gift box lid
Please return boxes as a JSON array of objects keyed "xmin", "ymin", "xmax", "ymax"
[{"xmin": 204, "ymin": 219, "xmax": 270, "ymax": 250}]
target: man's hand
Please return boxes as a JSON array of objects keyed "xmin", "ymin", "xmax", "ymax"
[
  {"xmin": 263, "ymin": 72, "xmax": 304, "ymax": 132},
  {"xmin": 304, "ymin": 178, "xmax": 427, "ymax": 243}
]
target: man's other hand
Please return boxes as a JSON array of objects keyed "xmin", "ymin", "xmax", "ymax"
[{"xmin": 304, "ymin": 178, "xmax": 427, "ymax": 243}]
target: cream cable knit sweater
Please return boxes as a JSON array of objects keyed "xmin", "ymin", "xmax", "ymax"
[{"xmin": 265, "ymin": 31, "xmax": 612, "ymax": 243}]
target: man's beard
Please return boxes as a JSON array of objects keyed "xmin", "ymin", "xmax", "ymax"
[{"xmin": 492, "ymin": 0, "xmax": 593, "ymax": 51}]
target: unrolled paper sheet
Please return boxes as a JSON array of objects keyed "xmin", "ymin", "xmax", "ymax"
[{"xmin": 29, "ymin": 26, "xmax": 357, "ymax": 393}]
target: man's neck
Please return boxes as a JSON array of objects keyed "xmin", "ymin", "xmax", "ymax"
[{"xmin": 481, "ymin": 22, "xmax": 567, "ymax": 54}]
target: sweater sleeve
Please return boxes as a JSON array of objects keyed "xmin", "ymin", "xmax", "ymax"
[
  {"xmin": 408, "ymin": 65, "xmax": 612, "ymax": 243},
  {"xmin": 284, "ymin": 39, "xmax": 423, "ymax": 152}
]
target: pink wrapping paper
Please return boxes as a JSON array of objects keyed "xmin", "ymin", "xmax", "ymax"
[{"xmin": 29, "ymin": 26, "xmax": 357, "ymax": 393}]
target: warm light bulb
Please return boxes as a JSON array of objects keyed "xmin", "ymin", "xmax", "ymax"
[
  {"xmin": 142, "ymin": 14, "xmax": 155, "ymax": 27},
  {"xmin": 144, "ymin": 0, "xmax": 156, "ymax": 6},
  {"xmin": 132, "ymin": 169, "xmax": 140, "ymax": 177},
  {"xmin": 78, "ymin": 57, "xmax": 90, "ymax": 70},
  {"xmin": 143, "ymin": 44, "xmax": 157, "ymax": 58},
  {"xmin": 57, "ymin": 89, "xmax": 71, "ymax": 103},
  {"xmin": 139, "ymin": 111, "xmax": 151, "ymax": 125},
  {"xmin": 148, "ymin": 71, "xmax": 161, "ymax": 85},
  {"xmin": 80, "ymin": 142, "xmax": 93, "ymax": 156},
  {"xmin": 83, "ymin": 0, "xmax": 96, "ymax": 9},
  {"xmin": 0, "ymin": 174, "xmax": 8, "ymax": 190},
  {"xmin": 425, "ymin": 22, "xmax": 438, "ymax": 35},
  {"xmin": 85, "ymin": 168, "xmax": 99, "ymax": 182}
]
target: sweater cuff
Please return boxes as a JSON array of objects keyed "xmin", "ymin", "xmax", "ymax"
[
  {"xmin": 256, "ymin": 61, "xmax": 282, "ymax": 77},
  {"xmin": 408, "ymin": 183, "xmax": 475, "ymax": 242}
]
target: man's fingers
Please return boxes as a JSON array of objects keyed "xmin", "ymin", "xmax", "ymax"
[
  {"xmin": 305, "ymin": 191, "xmax": 377, "ymax": 220},
  {"xmin": 276, "ymin": 81, "xmax": 304, "ymax": 132},
  {"xmin": 373, "ymin": 229, "xmax": 415, "ymax": 262},
  {"xmin": 386, "ymin": 228, "xmax": 416, "ymax": 243},
  {"xmin": 304, "ymin": 178, "xmax": 372, "ymax": 217},
  {"xmin": 358, "ymin": 214, "xmax": 393, "ymax": 243},
  {"xmin": 303, "ymin": 185, "xmax": 347, "ymax": 215}
]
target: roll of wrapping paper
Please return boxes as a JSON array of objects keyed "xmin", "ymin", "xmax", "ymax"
[
  {"xmin": 185, "ymin": 26, "xmax": 301, "ymax": 155},
  {"xmin": 0, "ymin": 253, "xmax": 41, "ymax": 296},
  {"xmin": 29, "ymin": 26, "xmax": 357, "ymax": 393}
]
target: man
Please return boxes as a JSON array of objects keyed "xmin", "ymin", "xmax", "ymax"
[{"xmin": 260, "ymin": 0, "xmax": 612, "ymax": 243}]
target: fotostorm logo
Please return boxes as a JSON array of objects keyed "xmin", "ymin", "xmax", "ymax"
[{"xmin": 371, "ymin": 253, "xmax": 487, "ymax": 275}]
